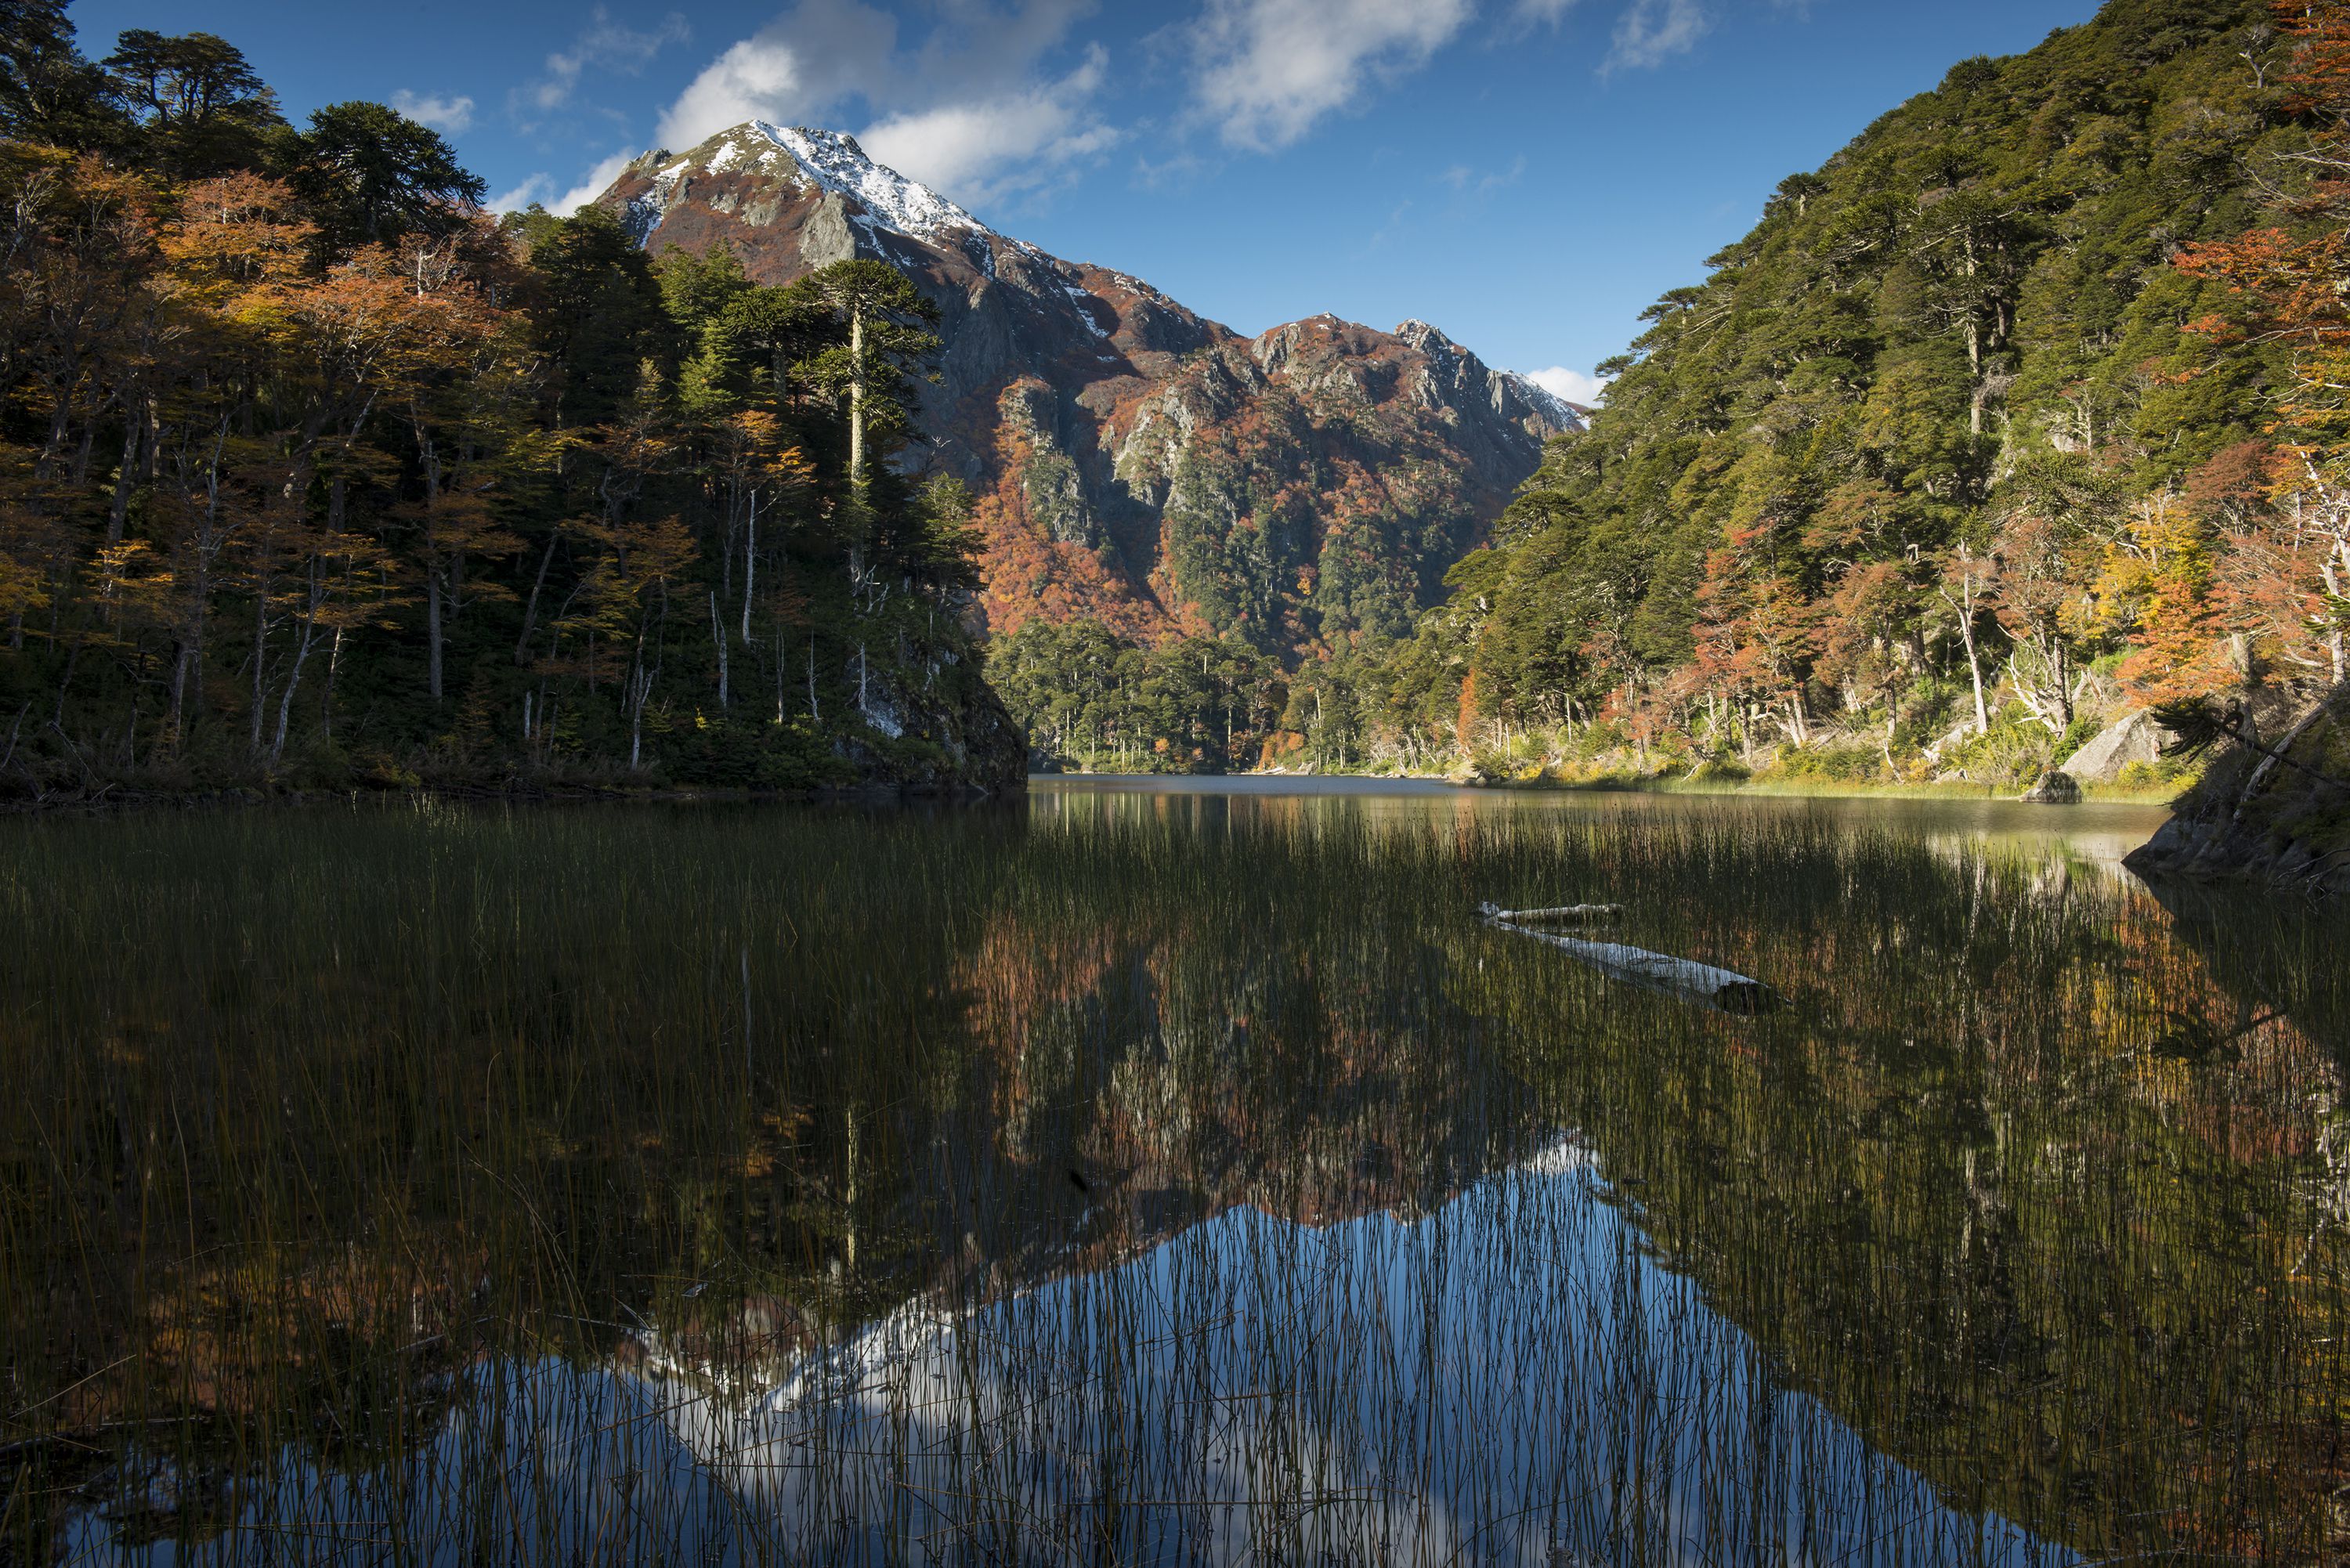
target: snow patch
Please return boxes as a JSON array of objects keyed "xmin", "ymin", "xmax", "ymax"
[
  {"xmin": 1499, "ymin": 371, "xmax": 1582, "ymax": 432},
  {"xmin": 1061, "ymin": 280, "xmax": 1110, "ymax": 338},
  {"xmin": 745, "ymin": 123, "xmax": 991, "ymax": 242}
]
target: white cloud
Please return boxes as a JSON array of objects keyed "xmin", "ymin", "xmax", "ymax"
[
  {"xmin": 552, "ymin": 150, "xmax": 641, "ymax": 216},
  {"xmin": 1513, "ymin": 0, "xmax": 1580, "ymax": 22},
  {"xmin": 862, "ymin": 45, "xmax": 1117, "ymax": 204},
  {"xmin": 645, "ymin": 0, "xmax": 1114, "ymax": 211},
  {"xmin": 1188, "ymin": 0, "xmax": 1474, "ymax": 152},
  {"xmin": 528, "ymin": 6, "xmax": 691, "ymax": 114},
  {"xmin": 488, "ymin": 173, "xmax": 555, "ymax": 214},
  {"xmin": 1441, "ymin": 156, "xmax": 1525, "ymax": 196},
  {"xmin": 391, "ymin": 90, "xmax": 474, "ymax": 133},
  {"xmin": 656, "ymin": 0, "xmax": 897, "ymax": 146},
  {"xmin": 1607, "ymin": 0, "xmax": 1708, "ymax": 71},
  {"xmin": 1521, "ymin": 366, "xmax": 1612, "ymax": 406}
]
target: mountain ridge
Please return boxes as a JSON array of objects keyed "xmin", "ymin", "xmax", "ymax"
[{"xmin": 594, "ymin": 121, "xmax": 1577, "ymax": 654}]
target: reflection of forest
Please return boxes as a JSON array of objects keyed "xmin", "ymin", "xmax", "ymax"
[
  {"xmin": 1492, "ymin": 849, "xmax": 2350, "ymax": 1562},
  {"xmin": 2, "ymin": 802, "xmax": 2344, "ymax": 1560}
]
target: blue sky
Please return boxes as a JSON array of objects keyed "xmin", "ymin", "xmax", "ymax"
[{"xmin": 67, "ymin": 0, "xmax": 2099, "ymax": 401}]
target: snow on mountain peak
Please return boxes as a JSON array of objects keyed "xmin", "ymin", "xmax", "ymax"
[
  {"xmin": 1501, "ymin": 372, "xmax": 1580, "ymax": 432},
  {"xmin": 746, "ymin": 123, "xmax": 991, "ymax": 242}
]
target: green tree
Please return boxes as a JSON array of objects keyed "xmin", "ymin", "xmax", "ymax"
[
  {"xmin": 286, "ymin": 100, "xmax": 484, "ymax": 250},
  {"xmin": 103, "ymin": 30, "xmax": 282, "ymax": 179}
]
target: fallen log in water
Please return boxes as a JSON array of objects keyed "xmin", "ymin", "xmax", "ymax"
[
  {"xmin": 1477, "ymin": 901, "xmax": 1623, "ymax": 924},
  {"xmin": 1480, "ymin": 907, "xmax": 1780, "ymax": 1014}
]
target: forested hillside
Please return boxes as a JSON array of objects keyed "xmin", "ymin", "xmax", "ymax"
[
  {"xmin": 0, "ymin": 7, "xmax": 1021, "ymax": 799},
  {"xmin": 1438, "ymin": 0, "xmax": 2307, "ymax": 788},
  {"xmin": 1010, "ymin": 0, "xmax": 2348, "ymax": 787}
]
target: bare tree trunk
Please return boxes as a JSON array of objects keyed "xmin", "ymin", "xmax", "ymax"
[
  {"xmin": 106, "ymin": 417, "xmax": 137, "ymax": 547},
  {"xmin": 515, "ymin": 528, "xmax": 559, "ymax": 664},
  {"xmin": 322, "ymin": 624, "xmax": 344, "ymax": 742},
  {"xmin": 270, "ymin": 616, "xmax": 320, "ymax": 765},
  {"xmin": 248, "ymin": 587, "xmax": 269, "ymax": 755},
  {"xmin": 1958, "ymin": 604, "xmax": 1987, "ymax": 735},
  {"xmin": 2324, "ymin": 553, "xmax": 2346, "ymax": 686},
  {"xmin": 848, "ymin": 308, "xmax": 865, "ymax": 492},
  {"xmin": 741, "ymin": 492, "xmax": 757, "ymax": 645},
  {"xmin": 710, "ymin": 590, "xmax": 729, "ymax": 709}
]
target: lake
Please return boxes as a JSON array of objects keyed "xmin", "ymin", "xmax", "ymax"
[{"xmin": 2, "ymin": 782, "xmax": 2344, "ymax": 1563}]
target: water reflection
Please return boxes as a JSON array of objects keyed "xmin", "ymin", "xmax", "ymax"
[
  {"xmin": 64, "ymin": 1140, "xmax": 2063, "ymax": 1565},
  {"xmin": 2, "ymin": 787, "xmax": 2342, "ymax": 1563}
]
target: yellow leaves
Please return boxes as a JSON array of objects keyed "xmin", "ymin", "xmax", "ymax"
[
  {"xmin": 85, "ymin": 540, "xmax": 175, "ymax": 630},
  {"xmin": 558, "ymin": 513, "xmax": 701, "ymax": 649},
  {"xmin": 0, "ymin": 547, "xmax": 49, "ymax": 622},
  {"xmin": 588, "ymin": 512, "xmax": 699, "ymax": 590}
]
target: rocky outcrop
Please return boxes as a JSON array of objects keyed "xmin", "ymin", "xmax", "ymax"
[
  {"xmin": 2064, "ymin": 710, "xmax": 2177, "ymax": 784},
  {"xmin": 2019, "ymin": 770, "xmax": 2082, "ymax": 804},
  {"xmin": 2126, "ymin": 685, "xmax": 2350, "ymax": 896},
  {"xmin": 595, "ymin": 123, "xmax": 1579, "ymax": 659}
]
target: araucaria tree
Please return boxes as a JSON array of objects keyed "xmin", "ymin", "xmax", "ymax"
[
  {"xmin": 1195, "ymin": 0, "xmax": 2331, "ymax": 789},
  {"xmin": 0, "ymin": 9, "xmax": 1010, "ymax": 795}
]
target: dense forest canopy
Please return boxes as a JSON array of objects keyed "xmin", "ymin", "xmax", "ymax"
[
  {"xmin": 1004, "ymin": 0, "xmax": 2350, "ymax": 788},
  {"xmin": 0, "ymin": 1, "xmax": 1020, "ymax": 797},
  {"xmin": 7, "ymin": 0, "xmax": 2348, "ymax": 792}
]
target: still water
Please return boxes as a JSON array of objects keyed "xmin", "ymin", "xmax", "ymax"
[{"xmin": 1, "ymin": 783, "xmax": 2343, "ymax": 1563}]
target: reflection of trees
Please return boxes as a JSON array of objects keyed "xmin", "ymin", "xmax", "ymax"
[
  {"xmin": 1, "ymin": 801, "xmax": 1541, "ymax": 1553},
  {"xmin": 1446, "ymin": 823, "xmax": 2349, "ymax": 1562},
  {"xmin": 4, "ymin": 800, "xmax": 2344, "ymax": 1559}
]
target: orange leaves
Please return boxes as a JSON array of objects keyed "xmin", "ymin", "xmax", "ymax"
[{"xmin": 160, "ymin": 173, "xmax": 313, "ymax": 310}]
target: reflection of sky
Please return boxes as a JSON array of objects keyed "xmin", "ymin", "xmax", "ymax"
[
  {"xmin": 1031, "ymin": 776, "xmax": 2172, "ymax": 876},
  {"xmin": 71, "ymin": 1143, "xmax": 2071, "ymax": 1565}
]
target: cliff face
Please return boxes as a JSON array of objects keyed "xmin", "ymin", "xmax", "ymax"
[
  {"xmin": 595, "ymin": 123, "xmax": 1577, "ymax": 656},
  {"xmin": 2127, "ymin": 685, "xmax": 2350, "ymax": 897}
]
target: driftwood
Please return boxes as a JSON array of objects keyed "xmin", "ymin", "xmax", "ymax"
[
  {"xmin": 1477, "ymin": 901, "xmax": 1623, "ymax": 924},
  {"xmin": 1480, "ymin": 905, "xmax": 1779, "ymax": 1014}
]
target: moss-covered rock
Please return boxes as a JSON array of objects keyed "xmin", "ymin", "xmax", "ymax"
[{"xmin": 2127, "ymin": 684, "xmax": 2350, "ymax": 896}]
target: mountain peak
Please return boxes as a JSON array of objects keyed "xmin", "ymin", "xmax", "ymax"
[{"xmin": 620, "ymin": 121, "xmax": 992, "ymax": 248}]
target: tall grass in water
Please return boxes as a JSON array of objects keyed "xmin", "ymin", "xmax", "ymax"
[{"xmin": 0, "ymin": 796, "xmax": 2341, "ymax": 1562}]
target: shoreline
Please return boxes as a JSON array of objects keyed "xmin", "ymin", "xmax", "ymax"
[
  {"xmin": 0, "ymin": 778, "xmax": 1025, "ymax": 818},
  {"xmin": 1035, "ymin": 766, "xmax": 2187, "ymax": 807}
]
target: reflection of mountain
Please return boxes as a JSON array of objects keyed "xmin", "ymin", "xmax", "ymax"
[
  {"xmin": 625, "ymin": 1140, "xmax": 2051, "ymax": 1566},
  {"xmin": 60, "ymin": 1145, "xmax": 2055, "ymax": 1565},
  {"xmin": 12, "ymin": 801, "xmax": 2346, "ymax": 1562}
]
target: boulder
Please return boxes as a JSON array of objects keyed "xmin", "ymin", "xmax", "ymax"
[
  {"xmin": 2062, "ymin": 710, "xmax": 2176, "ymax": 783},
  {"xmin": 2020, "ymin": 769, "xmax": 2083, "ymax": 804},
  {"xmin": 2124, "ymin": 681, "xmax": 2350, "ymax": 896}
]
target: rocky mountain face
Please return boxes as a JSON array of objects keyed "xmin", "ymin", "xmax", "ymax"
[{"xmin": 596, "ymin": 123, "xmax": 1577, "ymax": 653}]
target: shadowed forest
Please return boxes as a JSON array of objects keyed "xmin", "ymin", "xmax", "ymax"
[{"xmin": 0, "ymin": 5, "xmax": 1021, "ymax": 800}]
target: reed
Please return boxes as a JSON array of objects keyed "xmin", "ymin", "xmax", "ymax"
[{"xmin": 0, "ymin": 794, "xmax": 2341, "ymax": 1562}]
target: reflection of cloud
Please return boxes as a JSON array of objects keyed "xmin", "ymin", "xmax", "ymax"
[
  {"xmin": 389, "ymin": 90, "xmax": 473, "ymax": 133},
  {"xmin": 1186, "ymin": 0, "xmax": 1474, "ymax": 151}
]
